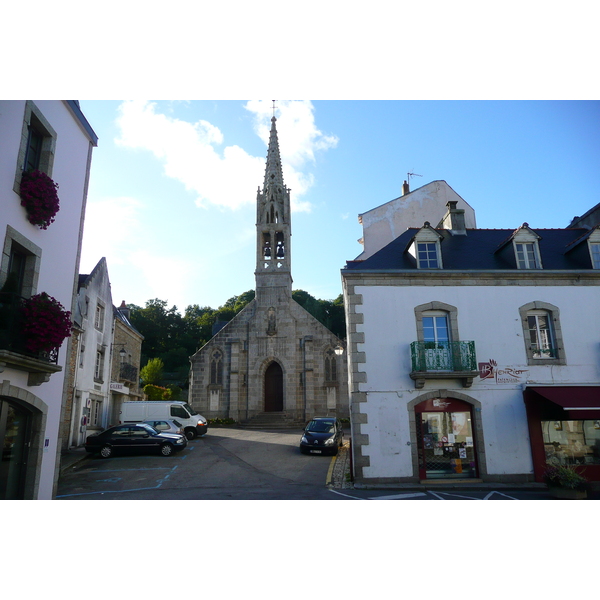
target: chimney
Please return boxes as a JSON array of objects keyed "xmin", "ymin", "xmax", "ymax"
[
  {"xmin": 442, "ymin": 201, "xmax": 466, "ymax": 235},
  {"xmin": 402, "ymin": 180, "xmax": 410, "ymax": 195},
  {"xmin": 118, "ymin": 300, "xmax": 131, "ymax": 320}
]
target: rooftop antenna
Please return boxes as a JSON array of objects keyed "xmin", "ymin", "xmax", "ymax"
[
  {"xmin": 272, "ymin": 100, "xmax": 277, "ymax": 118},
  {"xmin": 407, "ymin": 171, "xmax": 422, "ymax": 186}
]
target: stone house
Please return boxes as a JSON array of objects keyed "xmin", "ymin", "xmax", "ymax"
[
  {"xmin": 189, "ymin": 117, "xmax": 349, "ymax": 425},
  {"xmin": 342, "ymin": 188, "xmax": 600, "ymax": 486}
]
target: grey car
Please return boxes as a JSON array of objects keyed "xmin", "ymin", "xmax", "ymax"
[{"xmin": 143, "ymin": 419, "xmax": 186, "ymax": 436}]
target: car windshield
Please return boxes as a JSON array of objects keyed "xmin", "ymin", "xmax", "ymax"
[
  {"xmin": 306, "ymin": 420, "xmax": 334, "ymax": 433},
  {"xmin": 183, "ymin": 403, "xmax": 197, "ymax": 416},
  {"xmin": 172, "ymin": 419, "xmax": 182, "ymax": 427},
  {"xmin": 139, "ymin": 423, "xmax": 158, "ymax": 434}
]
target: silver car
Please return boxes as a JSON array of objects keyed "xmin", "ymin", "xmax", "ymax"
[{"xmin": 142, "ymin": 419, "xmax": 185, "ymax": 436}]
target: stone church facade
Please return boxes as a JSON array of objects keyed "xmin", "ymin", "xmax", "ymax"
[{"xmin": 189, "ymin": 116, "xmax": 349, "ymax": 424}]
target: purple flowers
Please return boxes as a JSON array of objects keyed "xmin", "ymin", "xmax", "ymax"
[
  {"xmin": 20, "ymin": 293, "xmax": 72, "ymax": 355},
  {"xmin": 19, "ymin": 169, "xmax": 60, "ymax": 229}
]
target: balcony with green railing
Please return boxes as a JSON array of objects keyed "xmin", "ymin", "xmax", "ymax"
[{"xmin": 409, "ymin": 340, "xmax": 479, "ymax": 389}]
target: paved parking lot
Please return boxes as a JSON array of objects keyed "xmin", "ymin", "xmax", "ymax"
[{"xmin": 57, "ymin": 427, "xmax": 342, "ymax": 500}]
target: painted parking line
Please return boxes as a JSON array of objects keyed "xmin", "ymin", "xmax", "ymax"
[
  {"xmin": 329, "ymin": 489, "xmax": 519, "ymax": 500},
  {"xmin": 56, "ymin": 465, "xmax": 178, "ymax": 498}
]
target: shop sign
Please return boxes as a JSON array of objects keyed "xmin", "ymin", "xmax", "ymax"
[
  {"xmin": 479, "ymin": 359, "xmax": 528, "ymax": 384},
  {"xmin": 110, "ymin": 382, "xmax": 129, "ymax": 394}
]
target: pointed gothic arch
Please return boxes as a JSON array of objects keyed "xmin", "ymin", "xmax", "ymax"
[{"xmin": 264, "ymin": 360, "xmax": 284, "ymax": 412}]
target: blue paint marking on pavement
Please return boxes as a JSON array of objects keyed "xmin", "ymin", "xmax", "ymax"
[
  {"xmin": 96, "ymin": 477, "xmax": 122, "ymax": 483},
  {"xmin": 56, "ymin": 465, "xmax": 178, "ymax": 498}
]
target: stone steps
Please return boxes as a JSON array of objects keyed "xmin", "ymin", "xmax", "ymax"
[{"xmin": 242, "ymin": 412, "xmax": 304, "ymax": 429}]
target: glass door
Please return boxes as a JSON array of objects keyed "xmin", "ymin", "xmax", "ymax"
[
  {"xmin": 0, "ymin": 399, "xmax": 31, "ymax": 500},
  {"xmin": 422, "ymin": 314, "xmax": 451, "ymax": 370},
  {"xmin": 416, "ymin": 399, "xmax": 478, "ymax": 479}
]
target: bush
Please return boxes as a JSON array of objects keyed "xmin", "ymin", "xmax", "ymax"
[{"xmin": 144, "ymin": 384, "xmax": 172, "ymax": 401}]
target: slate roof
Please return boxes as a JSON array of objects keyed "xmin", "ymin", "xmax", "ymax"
[{"xmin": 343, "ymin": 227, "xmax": 597, "ymax": 272}]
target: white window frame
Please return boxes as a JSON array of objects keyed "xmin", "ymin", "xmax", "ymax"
[
  {"xmin": 515, "ymin": 242, "xmax": 541, "ymax": 269},
  {"xmin": 591, "ymin": 243, "xmax": 600, "ymax": 269},
  {"xmin": 94, "ymin": 302, "xmax": 105, "ymax": 331},
  {"xmin": 409, "ymin": 224, "xmax": 444, "ymax": 270},
  {"xmin": 519, "ymin": 301, "xmax": 565, "ymax": 365}
]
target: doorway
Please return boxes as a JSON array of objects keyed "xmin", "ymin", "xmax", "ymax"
[
  {"xmin": 415, "ymin": 397, "xmax": 478, "ymax": 479},
  {"xmin": 0, "ymin": 398, "xmax": 32, "ymax": 500},
  {"xmin": 264, "ymin": 362, "xmax": 283, "ymax": 412}
]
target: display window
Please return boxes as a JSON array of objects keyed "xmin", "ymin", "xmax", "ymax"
[
  {"xmin": 415, "ymin": 398, "xmax": 478, "ymax": 480},
  {"xmin": 543, "ymin": 420, "xmax": 600, "ymax": 466}
]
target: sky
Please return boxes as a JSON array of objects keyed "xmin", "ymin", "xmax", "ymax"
[{"xmin": 77, "ymin": 99, "xmax": 600, "ymax": 313}]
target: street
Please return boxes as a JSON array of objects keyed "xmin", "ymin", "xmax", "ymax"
[
  {"xmin": 57, "ymin": 427, "xmax": 342, "ymax": 500},
  {"xmin": 57, "ymin": 426, "xmax": 594, "ymax": 500}
]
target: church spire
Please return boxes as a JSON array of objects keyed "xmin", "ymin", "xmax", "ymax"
[
  {"xmin": 255, "ymin": 113, "xmax": 292, "ymax": 302},
  {"xmin": 263, "ymin": 116, "xmax": 286, "ymax": 193}
]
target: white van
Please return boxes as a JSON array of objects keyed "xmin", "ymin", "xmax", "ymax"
[{"xmin": 119, "ymin": 401, "xmax": 208, "ymax": 440}]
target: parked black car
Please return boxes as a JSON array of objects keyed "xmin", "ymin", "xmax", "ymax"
[
  {"xmin": 85, "ymin": 424, "xmax": 187, "ymax": 458},
  {"xmin": 300, "ymin": 417, "xmax": 344, "ymax": 455}
]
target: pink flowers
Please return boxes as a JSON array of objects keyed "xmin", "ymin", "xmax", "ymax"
[
  {"xmin": 19, "ymin": 170, "xmax": 60, "ymax": 229},
  {"xmin": 20, "ymin": 293, "xmax": 72, "ymax": 355}
]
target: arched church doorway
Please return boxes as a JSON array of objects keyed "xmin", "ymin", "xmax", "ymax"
[
  {"xmin": 264, "ymin": 362, "xmax": 283, "ymax": 412},
  {"xmin": 415, "ymin": 397, "xmax": 478, "ymax": 480},
  {"xmin": 0, "ymin": 397, "xmax": 32, "ymax": 500}
]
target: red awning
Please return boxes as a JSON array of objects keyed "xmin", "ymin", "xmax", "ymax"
[{"xmin": 526, "ymin": 386, "xmax": 600, "ymax": 419}]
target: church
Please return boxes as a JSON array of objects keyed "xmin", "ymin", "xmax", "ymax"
[{"xmin": 188, "ymin": 116, "xmax": 349, "ymax": 425}]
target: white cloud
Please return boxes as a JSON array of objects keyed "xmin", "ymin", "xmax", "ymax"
[
  {"xmin": 80, "ymin": 196, "xmax": 143, "ymax": 270},
  {"xmin": 114, "ymin": 100, "xmax": 337, "ymax": 213}
]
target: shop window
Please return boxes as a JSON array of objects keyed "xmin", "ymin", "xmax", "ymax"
[
  {"xmin": 519, "ymin": 301, "xmax": 566, "ymax": 365},
  {"xmin": 543, "ymin": 420, "xmax": 600, "ymax": 466}
]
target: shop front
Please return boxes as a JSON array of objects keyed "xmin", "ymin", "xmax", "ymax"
[
  {"xmin": 524, "ymin": 386, "xmax": 600, "ymax": 483},
  {"xmin": 415, "ymin": 397, "xmax": 479, "ymax": 480}
]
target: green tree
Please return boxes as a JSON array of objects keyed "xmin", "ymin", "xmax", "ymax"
[{"xmin": 140, "ymin": 357, "xmax": 164, "ymax": 386}]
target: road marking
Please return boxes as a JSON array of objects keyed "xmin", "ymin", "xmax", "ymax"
[
  {"xmin": 370, "ymin": 492, "xmax": 428, "ymax": 500},
  {"xmin": 56, "ymin": 465, "xmax": 178, "ymax": 498},
  {"xmin": 326, "ymin": 455, "xmax": 336, "ymax": 486}
]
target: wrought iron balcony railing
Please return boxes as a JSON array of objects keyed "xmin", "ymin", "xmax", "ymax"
[
  {"xmin": 410, "ymin": 340, "xmax": 477, "ymax": 373},
  {"xmin": 119, "ymin": 362, "xmax": 138, "ymax": 383}
]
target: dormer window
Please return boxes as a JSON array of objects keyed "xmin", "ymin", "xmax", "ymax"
[
  {"xmin": 515, "ymin": 242, "xmax": 540, "ymax": 269},
  {"xmin": 511, "ymin": 224, "xmax": 542, "ymax": 269},
  {"xmin": 417, "ymin": 242, "xmax": 440, "ymax": 268},
  {"xmin": 587, "ymin": 228, "xmax": 600, "ymax": 269},
  {"xmin": 409, "ymin": 223, "xmax": 443, "ymax": 269}
]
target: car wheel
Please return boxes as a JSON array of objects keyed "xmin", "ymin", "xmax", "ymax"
[
  {"xmin": 99, "ymin": 445, "xmax": 112, "ymax": 459},
  {"xmin": 185, "ymin": 429, "xmax": 196, "ymax": 441},
  {"xmin": 160, "ymin": 443, "xmax": 174, "ymax": 457}
]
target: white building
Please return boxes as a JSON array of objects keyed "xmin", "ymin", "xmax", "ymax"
[
  {"xmin": 342, "ymin": 193, "xmax": 600, "ymax": 486},
  {"xmin": 356, "ymin": 180, "xmax": 476, "ymax": 260},
  {"xmin": 0, "ymin": 100, "xmax": 97, "ymax": 499}
]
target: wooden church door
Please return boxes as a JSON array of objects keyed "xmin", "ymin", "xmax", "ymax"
[{"xmin": 264, "ymin": 362, "xmax": 283, "ymax": 412}]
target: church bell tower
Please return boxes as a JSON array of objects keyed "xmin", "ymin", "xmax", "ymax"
[{"xmin": 255, "ymin": 116, "xmax": 292, "ymax": 304}]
